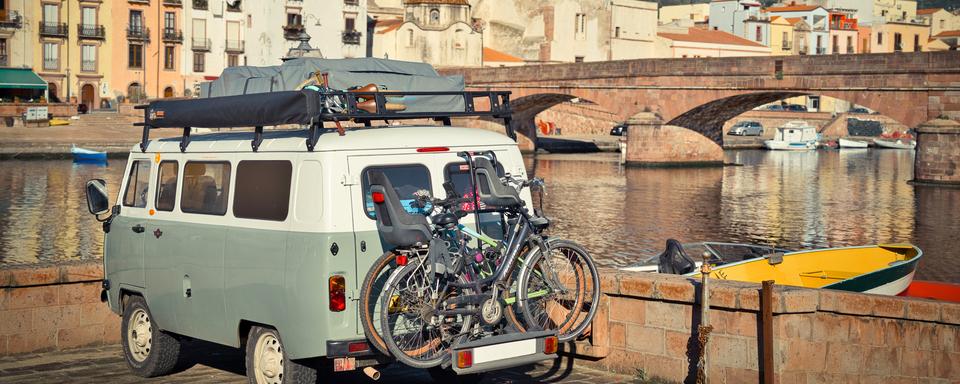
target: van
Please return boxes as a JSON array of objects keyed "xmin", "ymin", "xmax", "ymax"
[{"xmin": 84, "ymin": 90, "xmax": 551, "ymax": 383}]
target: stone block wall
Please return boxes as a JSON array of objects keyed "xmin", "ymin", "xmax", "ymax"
[
  {"xmin": 0, "ymin": 262, "xmax": 119, "ymax": 355},
  {"xmin": 625, "ymin": 122, "xmax": 724, "ymax": 166},
  {"xmin": 570, "ymin": 270, "xmax": 960, "ymax": 383},
  {"xmin": 914, "ymin": 119, "xmax": 960, "ymax": 186},
  {"xmin": 0, "ymin": 103, "xmax": 79, "ymax": 119}
]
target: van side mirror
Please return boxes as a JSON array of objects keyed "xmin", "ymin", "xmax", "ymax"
[{"xmin": 85, "ymin": 179, "xmax": 110, "ymax": 216}]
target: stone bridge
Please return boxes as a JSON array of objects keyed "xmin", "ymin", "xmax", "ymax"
[{"xmin": 441, "ymin": 52, "xmax": 960, "ymax": 153}]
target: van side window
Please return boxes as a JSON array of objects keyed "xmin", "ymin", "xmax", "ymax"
[
  {"xmin": 361, "ymin": 165, "xmax": 431, "ymax": 219},
  {"xmin": 181, "ymin": 161, "xmax": 231, "ymax": 215},
  {"xmin": 155, "ymin": 161, "xmax": 178, "ymax": 212},
  {"xmin": 122, "ymin": 161, "xmax": 151, "ymax": 208},
  {"xmin": 233, "ymin": 160, "xmax": 292, "ymax": 221}
]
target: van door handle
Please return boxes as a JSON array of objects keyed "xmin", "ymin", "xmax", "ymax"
[{"xmin": 132, "ymin": 224, "xmax": 145, "ymax": 233}]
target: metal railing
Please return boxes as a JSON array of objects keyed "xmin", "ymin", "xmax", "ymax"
[
  {"xmin": 0, "ymin": 11, "xmax": 22, "ymax": 29},
  {"xmin": 781, "ymin": 42, "xmax": 792, "ymax": 51},
  {"xmin": 226, "ymin": 1, "xmax": 241, "ymax": 11},
  {"xmin": 77, "ymin": 24, "xmax": 106, "ymax": 39},
  {"xmin": 344, "ymin": 0, "xmax": 359, "ymax": 5},
  {"xmin": 342, "ymin": 30, "xmax": 361, "ymax": 45},
  {"xmin": 127, "ymin": 26, "xmax": 150, "ymax": 42},
  {"xmin": 191, "ymin": 37, "xmax": 211, "ymax": 51},
  {"xmin": 225, "ymin": 39, "xmax": 244, "ymax": 52},
  {"xmin": 846, "ymin": 46, "xmax": 855, "ymax": 54},
  {"xmin": 81, "ymin": 60, "xmax": 97, "ymax": 72},
  {"xmin": 43, "ymin": 58, "xmax": 59, "ymax": 70},
  {"xmin": 193, "ymin": 0, "xmax": 207, "ymax": 9},
  {"xmin": 163, "ymin": 0, "xmax": 182, "ymax": 5},
  {"xmin": 816, "ymin": 47, "xmax": 826, "ymax": 54},
  {"xmin": 162, "ymin": 29, "xmax": 183, "ymax": 43},
  {"xmin": 39, "ymin": 22, "xmax": 68, "ymax": 37},
  {"xmin": 283, "ymin": 24, "xmax": 304, "ymax": 40},
  {"xmin": 894, "ymin": 43, "xmax": 903, "ymax": 52},
  {"xmin": 129, "ymin": 0, "xmax": 149, "ymax": 4}
]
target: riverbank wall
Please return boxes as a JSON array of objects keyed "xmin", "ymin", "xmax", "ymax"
[{"xmin": 2, "ymin": 262, "xmax": 957, "ymax": 383}]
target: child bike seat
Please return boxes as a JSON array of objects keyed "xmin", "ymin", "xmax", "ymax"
[
  {"xmin": 474, "ymin": 157, "xmax": 523, "ymax": 208},
  {"xmin": 368, "ymin": 170, "xmax": 433, "ymax": 247}
]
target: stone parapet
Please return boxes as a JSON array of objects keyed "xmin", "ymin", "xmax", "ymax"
[{"xmin": 914, "ymin": 119, "xmax": 960, "ymax": 186}]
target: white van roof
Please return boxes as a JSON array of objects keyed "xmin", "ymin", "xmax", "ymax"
[{"xmin": 136, "ymin": 125, "xmax": 516, "ymax": 153}]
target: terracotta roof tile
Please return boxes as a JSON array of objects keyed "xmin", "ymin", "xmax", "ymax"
[
  {"xmin": 934, "ymin": 30, "xmax": 960, "ymax": 38},
  {"xmin": 917, "ymin": 8, "xmax": 942, "ymax": 15},
  {"xmin": 483, "ymin": 47, "xmax": 523, "ymax": 63},
  {"xmin": 766, "ymin": 5, "xmax": 822, "ymax": 12},
  {"xmin": 375, "ymin": 18, "xmax": 404, "ymax": 34},
  {"xmin": 785, "ymin": 17, "xmax": 804, "ymax": 25},
  {"xmin": 658, "ymin": 28, "xmax": 767, "ymax": 48}
]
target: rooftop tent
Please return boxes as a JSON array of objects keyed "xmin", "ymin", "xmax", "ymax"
[
  {"xmin": 0, "ymin": 68, "xmax": 47, "ymax": 90},
  {"xmin": 198, "ymin": 57, "xmax": 465, "ymax": 113}
]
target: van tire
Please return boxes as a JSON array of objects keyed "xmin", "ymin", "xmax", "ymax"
[
  {"xmin": 245, "ymin": 326, "xmax": 317, "ymax": 384},
  {"xmin": 121, "ymin": 295, "xmax": 181, "ymax": 377},
  {"xmin": 427, "ymin": 367, "xmax": 485, "ymax": 384}
]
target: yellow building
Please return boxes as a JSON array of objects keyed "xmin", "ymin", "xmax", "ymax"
[
  {"xmin": 870, "ymin": 21, "xmax": 930, "ymax": 53},
  {"xmin": 768, "ymin": 16, "xmax": 794, "ymax": 55},
  {"xmin": 109, "ymin": 0, "xmax": 186, "ymax": 104},
  {"xmin": 36, "ymin": 0, "xmax": 112, "ymax": 109}
]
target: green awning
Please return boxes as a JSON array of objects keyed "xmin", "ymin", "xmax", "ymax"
[{"xmin": 0, "ymin": 68, "xmax": 47, "ymax": 90}]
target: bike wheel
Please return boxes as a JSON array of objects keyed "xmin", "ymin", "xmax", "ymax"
[
  {"xmin": 517, "ymin": 239, "xmax": 600, "ymax": 342},
  {"xmin": 380, "ymin": 258, "xmax": 474, "ymax": 369},
  {"xmin": 360, "ymin": 251, "xmax": 402, "ymax": 356}
]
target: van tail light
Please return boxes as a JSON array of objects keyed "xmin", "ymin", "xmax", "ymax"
[
  {"xmin": 372, "ymin": 191, "xmax": 385, "ymax": 203},
  {"xmin": 456, "ymin": 350, "xmax": 473, "ymax": 369},
  {"xmin": 544, "ymin": 335, "xmax": 558, "ymax": 354},
  {"xmin": 329, "ymin": 275, "xmax": 346, "ymax": 312},
  {"xmin": 396, "ymin": 254, "xmax": 408, "ymax": 266}
]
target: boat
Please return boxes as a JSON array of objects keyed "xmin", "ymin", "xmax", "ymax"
[
  {"xmin": 620, "ymin": 239, "xmax": 793, "ymax": 273},
  {"xmin": 838, "ymin": 138, "xmax": 869, "ymax": 148},
  {"xmin": 898, "ymin": 280, "xmax": 960, "ymax": 303},
  {"xmin": 71, "ymin": 145, "xmax": 107, "ymax": 162},
  {"xmin": 873, "ymin": 138, "xmax": 916, "ymax": 149},
  {"xmin": 688, "ymin": 244, "xmax": 922, "ymax": 295},
  {"xmin": 763, "ymin": 121, "xmax": 819, "ymax": 150}
]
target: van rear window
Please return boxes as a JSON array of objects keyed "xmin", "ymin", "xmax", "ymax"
[
  {"xmin": 122, "ymin": 161, "xmax": 151, "ymax": 208},
  {"xmin": 180, "ymin": 161, "xmax": 231, "ymax": 215},
  {"xmin": 361, "ymin": 165, "xmax": 431, "ymax": 219},
  {"xmin": 233, "ymin": 160, "xmax": 292, "ymax": 221}
]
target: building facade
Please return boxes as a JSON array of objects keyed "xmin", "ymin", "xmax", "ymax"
[
  {"xmin": 659, "ymin": 3, "xmax": 710, "ymax": 25},
  {"xmin": 870, "ymin": 20, "xmax": 929, "ymax": 52},
  {"xmin": 656, "ymin": 21, "xmax": 771, "ymax": 58},
  {"xmin": 372, "ymin": 0, "xmax": 481, "ymax": 67},
  {"xmin": 709, "ymin": 0, "xmax": 763, "ymax": 38},
  {"xmin": 768, "ymin": 16, "xmax": 795, "ymax": 55},
  {"xmin": 766, "ymin": 5, "xmax": 830, "ymax": 54},
  {"xmin": 36, "ymin": 0, "xmax": 113, "ymax": 108},
  {"xmin": 829, "ymin": 10, "xmax": 859, "ymax": 54},
  {"xmin": 807, "ymin": 0, "xmax": 918, "ymax": 26},
  {"xmin": 917, "ymin": 8, "xmax": 960, "ymax": 37},
  {"xmin": 1, "ymin": 0, "xmax": 30, "ymax": 70},
  {"xmin": 108, "ymin": 0, "xmax": 186, "ymax": 104}
]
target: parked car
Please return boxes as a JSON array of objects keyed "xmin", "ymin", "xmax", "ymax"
[
  {"xmin": 610, "ymin": 123, "xmax": 628, "ymax": 136},
  {"xmin": 765, "ymin": 104, "xmax": 785, "ymax": 111},
  {"xmin": 728, "ymin": 121, "xmax": 764, "ymax": 136},
  {"xmin": 784, "ymin": 104, "xmax": 808, "ymax": 112}
]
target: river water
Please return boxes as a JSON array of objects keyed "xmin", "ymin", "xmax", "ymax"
[{"xmin": 0, "ymin": 150, "xmax": 957, "ymax": 282}]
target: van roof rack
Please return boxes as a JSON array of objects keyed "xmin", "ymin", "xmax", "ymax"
[{"xmin": 135, "ymin": 89, "xmax": 513, "ymax": 153}]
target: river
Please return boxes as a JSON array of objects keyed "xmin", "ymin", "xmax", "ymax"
[{"xmin": 0, "ymin": 150, "xmax": 957, "ymax": 282}]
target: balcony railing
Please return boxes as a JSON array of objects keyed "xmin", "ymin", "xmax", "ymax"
[
  {"xmin": 283, "ymin": 24, "xmax": 304, "ymax": 40},
  {"xmin": 129, "ymin": 0, "xmax": 149, "ymax": 4},
  {"xmin": 163, "ymin": 0, "xmax": 182, "ymax": 6},
  {"xmin": 0, "ymin": 11, "xmax": 22, "ymax": 29},
  {"xmin": 894, "ymin": 43, "xmax": 903, "ymax": 52},
  {"xmin": 77, "ymin": 24, "xmax": 106, "ymax": 39},
  {"xmin": 816, "ymin": 47, "xmax": 826, "ymax": 54},
  {"xmin": 192, "ymin": 38, "xmax": 211, "ymax": 51},
  {"xmin": 193, "ymin": 0, "xmax": 207, "ymax": 10},
  {"xmin": 43, "ymin": 58, "xmax": 59, "ymax": 70},
  {"xmin": 39, "ymin": 22, "xmax": 69, "ymax": 38},
  {"xmin": 342, "ymin": 30, "xmax": 361, "ymax": 45},
  {"xmin": 225, "ymin": 39, "xmax": 244, "ymax": 52},
  {"xmin": 226, "ymin": 1, "xmax": 241, "ymax": 12},
  {"xmin": 81, "ymin": 60, "xmax": 96, "ymax": 72},
  {"xmin": 162, "ymin": 29, "xmax": 183, "ymax": 43},
  {"xmin": 0, "ymin": 54, "xmax": 7, "ymax": 67},
  {"xmin": 781, "ymin": 42, "xmax": 792, "ymax": 51},
  {"xmin": 127, "ymin": 26, "xmax": 150, "ymax": 42},
  {"xmin": 846, "ymin": 46, "xmax": 855, "ymax": 54}
]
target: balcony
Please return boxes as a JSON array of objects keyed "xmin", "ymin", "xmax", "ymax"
[
  {"xmin": 129, "ymin": 0, "xmax": 149, "ymax": 4},
  {"xmin": 43, "ymin": 58, "xmax": 58, "ymax": 71},
  {"xmin": 342, "ymin": 30, "xmax": 361, "ymax": 45},
  {"xmin": 77, "ymin": 24, "xmax": 106, "ymax": 40},
  {"xmin": 781, "ymin": 42, "xmax": 792, "ymax": 51},
  {"xmin": 163, "ymin": 0, "xmax": 182, "ymax": 6},
  {"xmin": 191, "ymin": 37, "xmax": 211, "ymax": 51},
  {"xmin": 846, "ymin": 46, "xmax": 855, "ymax": 54},
  {"xmin": 192, "ymin": 0, "xmax": 207, "ymax": 10},
  {"xmin": 127, "ymin": 26, "xmax": 150, "ymax": 42},
  {"xmin": 81, "ymin": 60, "xmax": 96, "ymax": 72},
  {"xmin": 39, "ymin": 22, "xmax": 68, "ymax": 38},
  {"xmin": 162, "ymin": 29, "xmax": 183, "ymax": 43},
  {"xmin": 225, "ymin": 39, "xmax": 244, "ymax": 52},
  {"xmin": 0, "ymin": 11, "xmax": 22, "ymax": 29},
  {"xmin": 816, "ymin": 47, "xmax": 826, "ymax": 54},
  {"xmin": 283, "ymin": 24, "xmax": 304, "ymax": 40}
]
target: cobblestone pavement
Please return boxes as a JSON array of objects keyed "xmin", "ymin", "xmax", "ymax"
[{"xmin": 0, "ymin": 341, "xmax": 635, "ymax": 384}]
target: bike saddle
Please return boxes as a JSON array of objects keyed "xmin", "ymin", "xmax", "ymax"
[
  {"xmin": 474, "ymin": 157, "xmax": 523, "ymax": 208},
  {"xmin": 368, "ymin": 170, "xmax": 432, "ymax": 247},
  {"xmin": 431, "ymin": 212, "xmax": 459, "ymax": 228},
  {"xmin": 529, "ymin": 216, "xmax": 550, "ymax": 230}
]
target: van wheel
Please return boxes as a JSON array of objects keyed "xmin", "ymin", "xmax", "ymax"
[
  {"xmin": 245, "ymin": 326, "xmax": 317, "ymax": 384},
  {"xmin": 427, "ymin": 367, "xmax": 485, "ymax": 384},
  {"xmin": 121, "ymin": 295, "xmax": 181, "ymax": 377}
]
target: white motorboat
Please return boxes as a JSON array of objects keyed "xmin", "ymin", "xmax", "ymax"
[
  {"xmin": 838, "ymin": 138, "xmax": 869, "ymax": 148},
  {"xmin": 873, "ymin": 138, "xmax": 916, "ymax": 149},
  {"xmin": 763, "ymin": 121, "xmax": 819, "ymax": 150}
]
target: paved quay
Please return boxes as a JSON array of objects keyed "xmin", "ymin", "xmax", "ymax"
[{"xmin": 0, "ymin": 342, "xmax": 637, "ymax": 384}]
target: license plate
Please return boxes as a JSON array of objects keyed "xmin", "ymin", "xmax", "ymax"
[
  {"xmin": 472, "ymin": 338, "xmax": 537, "ymax": 365},
  {"xmin": 333, "ymin": 357, "xmax": 356, "ymax": 372}
]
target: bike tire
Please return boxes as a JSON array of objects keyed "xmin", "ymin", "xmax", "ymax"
[
  {"xmin": 517, "ymin": 239, "xmax": 600, "ymax": 342},
  {"xmin": 359, "ymin": 251, "xmax": 400, "ymax": 356}
]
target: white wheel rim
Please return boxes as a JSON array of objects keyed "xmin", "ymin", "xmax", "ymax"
[
  {"xmin": 254, "ymin": 332, "xmax": 284, "ymax": 384},
  {"xmin": 127, "ymin": 308, "xmax": 152, "ymax": 362}
]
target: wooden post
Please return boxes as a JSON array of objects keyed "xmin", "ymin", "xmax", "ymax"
[{"xmin": 761, "ymin": 280, "xmax": 775, "ymax": 384}]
